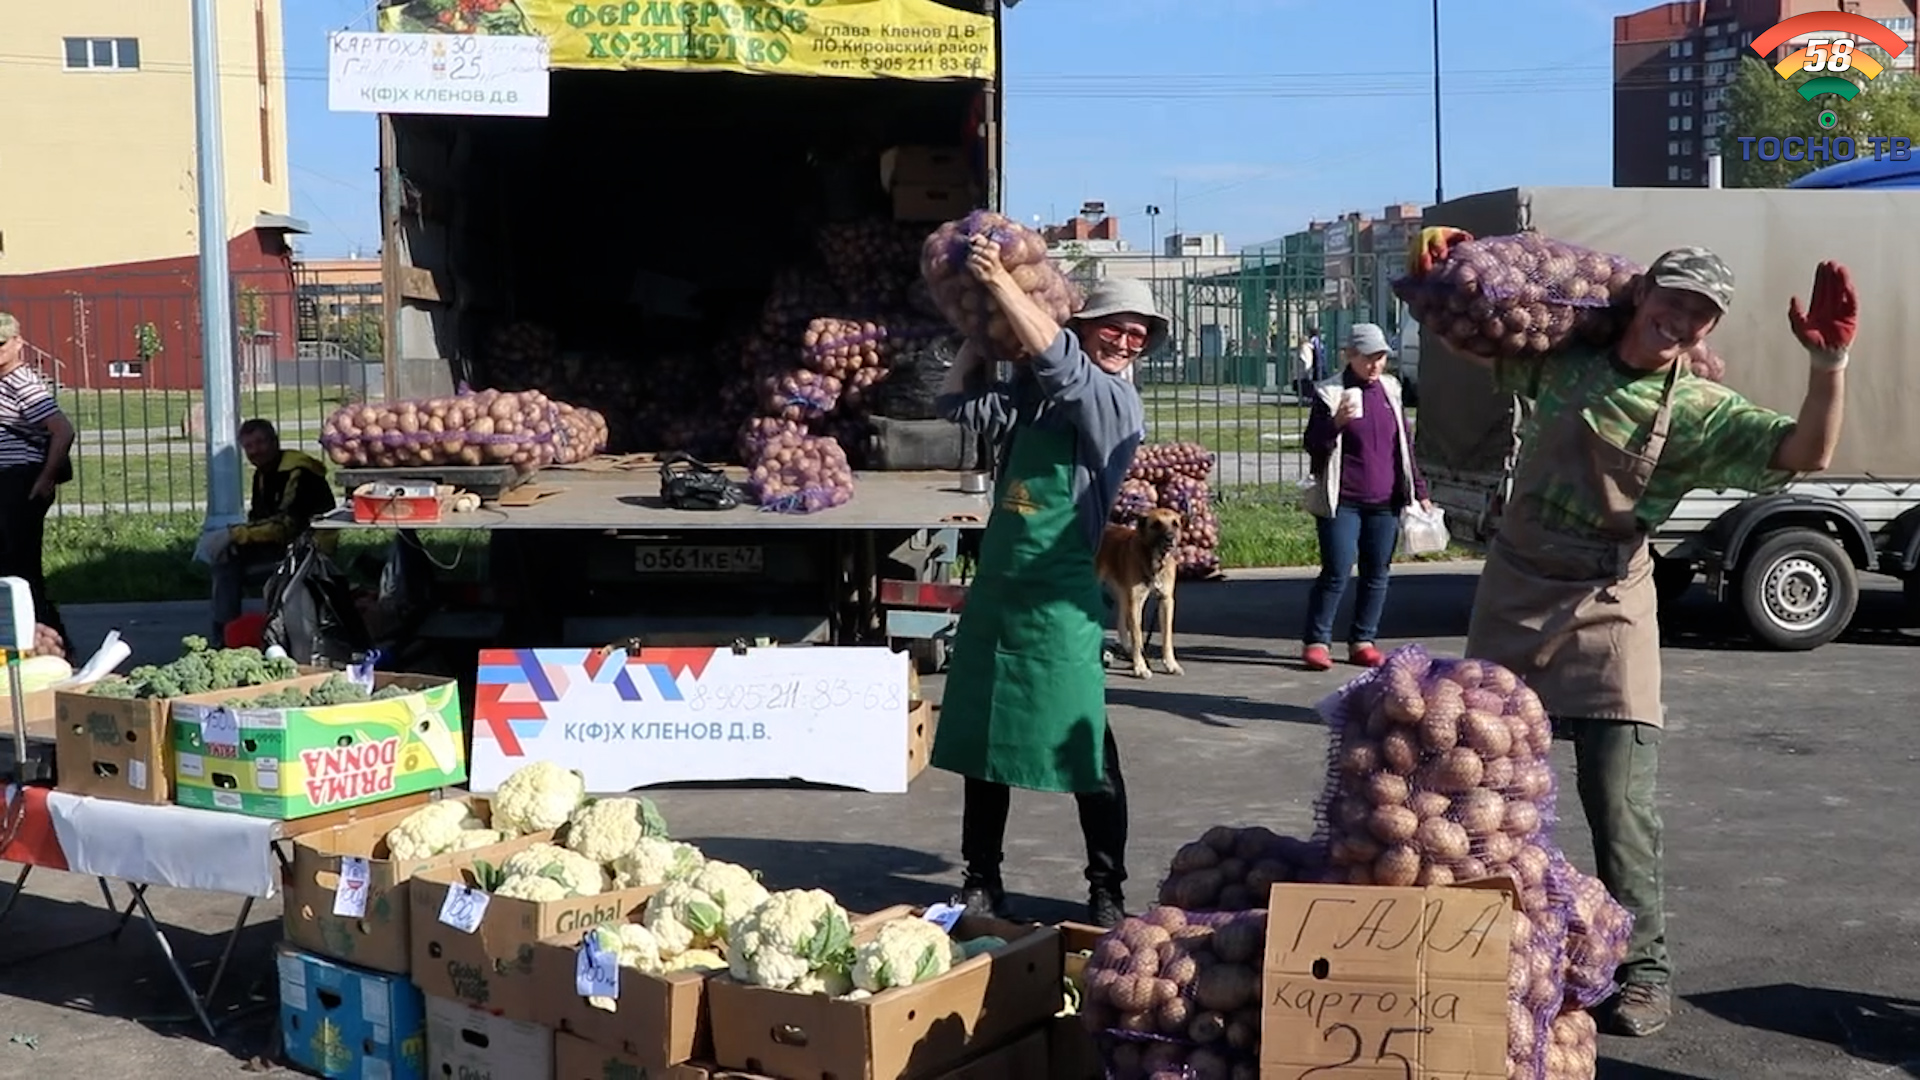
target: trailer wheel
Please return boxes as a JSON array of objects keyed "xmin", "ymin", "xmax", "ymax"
[
  {"xmin": 1735, "ymin": 528, "xmax": 1856, "ymax": 651},
  {"xmin": 1652, "ymin": 555, "xmax": 1696, "ymax": 609}
]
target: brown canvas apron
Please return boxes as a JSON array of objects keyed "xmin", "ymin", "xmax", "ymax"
[{"xmin": 1465, "ymin": 359, "xmax": 1682, "ymax": 727}]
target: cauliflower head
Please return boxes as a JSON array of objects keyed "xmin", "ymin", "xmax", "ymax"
[
  {"xmin": 643, "ymin": 879, "xmax": 726, "ymax": 958},
  {"xmin": 690, "ymin": 861, "xmax": 771, "ymax": 927},
  {"xmin": 726, "ymin": 889, "xmax": 856, "ymax": 993},
  {"xmin": 452, "ymin": 828, "xmax": 506, "ymax": 852},
  {"xmin": 500, "ymin": 843, "xmax": 604, "ymax": 897},
  {"xmin": 495, "ymin": 874, "xmax": 571, "ymax": 902},
  {"xmin": 612, "ymin": 837, "xmax": 706, "ymax": 889},
  {"xmin": 851, "ymin": 917, "xmax": 965, "ymax": 994},
  {"xmin": 563, "ymin": 796, "xmax": 669, "ymax": 865},
  {"xmin": 492, "ymin": 761, "xmax": 587, "ymax": 835},
  {"xmin": 385, "ymin": 801, "xmax": 491, "ymax": 862},
  {"xmin": 580, "ymin": 922, "xmax": 667, "ymax": 1013},
  {"xmin": 666, "ymin": 948, "xmax": 728, "ymax": 973}
]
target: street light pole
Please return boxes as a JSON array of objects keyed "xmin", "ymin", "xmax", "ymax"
[
  {"xmin": 1432, "ymin": 0, "xmax": 1444, "ymax": 205},
  {"xmin": 191, "ymin": 0, "xmax": 242, "ymax": 531}
]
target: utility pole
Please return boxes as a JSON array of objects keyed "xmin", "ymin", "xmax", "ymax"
[
  {"xmin": 1432, "ymin": 0, "xmax": 1444, "ymax": 205},
  {"xmin": 191, "ymin": 0, "xmax": 242, "ymax": 529}
]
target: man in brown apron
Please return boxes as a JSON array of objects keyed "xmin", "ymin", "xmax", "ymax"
[{"xmin": 1429, "ymin": 234, "xmax": 1859, "ymax": 1037}]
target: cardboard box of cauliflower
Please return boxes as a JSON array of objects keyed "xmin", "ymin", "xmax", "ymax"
[
  {"xmin": 527, "ymin": 841, "xmax": 760, "ymax": 1068},
  {"xmin": 707, "ymin": 901, "xmax": 1064, "ymax": 1080},
  {"xmin": 407, "ymin": 786, "xmax": 679, "ymax": 1023},
  {"xmin": 284, "ymin": 795, "xmax": 555, "ymax": 974}
]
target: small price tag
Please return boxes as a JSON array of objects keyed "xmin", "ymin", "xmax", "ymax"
[
  {"xmin": 575, "ymin": 932, "xmax": 620, "ymax": 999},
  {"xmin": 333, "ymin": 856, "xmax": 371, "ymax": 917},
  {"xmin": 202, "ymin": 707, "xmax": 240, "ymax": 753},
  {"xmin": 348, "ymin": 651, "xmax": 380, "ymax": 692},
  {"xmin": 438, "ymin": 883, "xmax": 490, "ymax": 933},
  {"xmin": 922, "ymin": 902, "xmax": 965, "ymax": 933}
]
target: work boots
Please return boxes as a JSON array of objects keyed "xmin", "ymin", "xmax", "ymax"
[
  {"xmin": 1607, "ymin": 983, "xmax": 1672, "ymax": 1038},
  {"xmin": 958, "ymin": 871, "xmax": 1009, "ymax": 921},
  {"xmin": 1087, "ymin": 885, "xmax": 1126, "ymax": 929}
]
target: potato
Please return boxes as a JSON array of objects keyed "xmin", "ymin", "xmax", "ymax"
[
  {"xmin": 1454, "ymin": 788, "xmax": 1507, "ymax": 837},
  {"xmin": 1504, "ymin": 800, "xmax": 1543, "ymax": 838},
  {"xmin": 1364, "ymin": 771, "xmax": 1410, "ymax": 808},
  {"xmin": 1373, "ymin": 844, "xmax": 1421, "ymax": 886},
  {"xmin": 1461, "ymin": 709, "xmax": 1513, "ymax": 759},
  {"xmin": 1380, "ymin": 730, "xmax": 1421, "ymax": 776},
  {"xmin": 1409, "ymin": 790, "xmax": 1453, "ymax": 821},
  {"xmin": 1419, "ymin": 707, "xmax": 1461, "ymax": 752},
  {"xmin": 1415, "ymin": 818, "xmax": 1471, "ymax": 863},
  {"xmin": 1369, "ymin": 805, "xmax": 1419, "ymax": 846}
]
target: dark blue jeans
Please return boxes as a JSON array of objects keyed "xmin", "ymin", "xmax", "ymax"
[{"xmin": 1303, "ymin": 502, "xmax": 1400, "ymax": 647}]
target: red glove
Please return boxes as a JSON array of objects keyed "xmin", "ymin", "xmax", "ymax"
[
  {"xmin": 1788, "ymin": 260, "xmax": 1857, "ymax": 369},
  {"xmin": 1409, "ymin": 226, "xmax": 1473, "ymax": 278}
]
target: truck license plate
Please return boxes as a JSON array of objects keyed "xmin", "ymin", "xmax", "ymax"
[{"xmin": 633, "ymin": 545, "xmax": 765, "ymax": 574}]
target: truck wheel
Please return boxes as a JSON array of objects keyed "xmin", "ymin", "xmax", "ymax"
[
  {"xmin": 1652, "ymin": 555, "xmax": 1695, "ymax": 609},
  {"xmin": 1736, "ymin": 528, "xmax": 1857, "ymax": 651}
]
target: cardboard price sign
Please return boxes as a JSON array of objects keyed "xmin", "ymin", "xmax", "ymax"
[{"xmin": 1261, "ymin": 882, "xmax": 1516, "ymax": 1079}]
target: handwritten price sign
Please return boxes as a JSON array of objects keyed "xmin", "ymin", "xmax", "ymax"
[{"xmin": 1261, "ymin": 883, "xmax": 1516, "ymax": 1079}]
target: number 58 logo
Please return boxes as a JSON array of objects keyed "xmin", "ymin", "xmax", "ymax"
[{"xmin": 1803, "ymin": 38, "xmax": 1858, "ymax": 73}]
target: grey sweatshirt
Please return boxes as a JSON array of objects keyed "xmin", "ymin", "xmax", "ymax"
[{"xmin": 936, "ymin": 328, "xmax": 1145, "ymax": 555}]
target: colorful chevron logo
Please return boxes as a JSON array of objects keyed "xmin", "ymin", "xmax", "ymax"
[{"xmin": 474, "ymin": 647, "xmax": 719, "ymax": 757}]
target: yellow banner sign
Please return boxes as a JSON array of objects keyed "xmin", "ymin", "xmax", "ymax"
[{"xmin": 378, "ymin": 0, "xmax": 997, "ymax": 81}]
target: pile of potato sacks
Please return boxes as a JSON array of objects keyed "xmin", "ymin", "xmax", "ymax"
[
  {"xmin": 1112, "ymin": 442, "xmax": 1223, "ymax": 580},
  {"xmin": 1079, "ymin": 646, "xmax": 1631, "ymax": 1080}
]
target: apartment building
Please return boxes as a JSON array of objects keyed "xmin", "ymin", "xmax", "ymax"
[
  {"xmin": 0, "ymin": 1, "xmax": 303, "ymax": 387},
  {"xmin": 1614, "ymin": 0, "xmax": 1917, "ymax": 188}
]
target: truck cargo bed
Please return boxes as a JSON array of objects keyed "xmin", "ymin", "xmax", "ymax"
[{"xmin": 311, "ymin": 470, "xmax": 991, "ymax": 532}]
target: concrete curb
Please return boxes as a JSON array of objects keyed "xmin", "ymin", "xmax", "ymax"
[{"xmin": 1202, "ymin": 559, "xmax": 1486, "ymax": 582}]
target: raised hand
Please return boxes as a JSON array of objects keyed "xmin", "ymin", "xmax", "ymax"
[
  {"xmin": 1788, "ymin": 260, "xmax": 1858, "ymax": 370},
  {"xmin": 1409, "ymin": 226, "xmax": 1474, "ymax": 277}
]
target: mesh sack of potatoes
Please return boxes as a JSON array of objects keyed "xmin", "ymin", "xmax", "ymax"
[
  {"xmin": 743, "ymin": 426, "xmax": 854, "ymax": 515},
  {"xmin": 920, "ymin": 210, "xmax": 1084, "ymax": 358},
  {"xmin": 1157, "ymin": 825, "xmax": 1325, "ymax": 913},
  {"xmin": 1080, "ymin": 906, "xmax": 1266, "ymax": 1080},
  {"xmin": 1393, "ymin": 233, "xmax": 1640, "ymax": 362},
  {"xmin": 758, "ymin": 366, "xmax": 843, "ymax": 424},
  {"xmin": 319, "ymin": 388, "xmax": 563, "ymax": 475},
  {"xmin": 1110, "ymin": 478, "xmax": 1159, "ymax": 523},
  {"xmin": 1549, "ymin": 850, "xmax": 1634, "ymax": 1011},
  {"xmin": 1312, "ymin": 644, "xmax": 1579, "ymax": 1080},
  {"xmin": 1129, "ymin": 442, "xmax": 1216, "ymax": 484},
  {"xmin": 550, "ymin": 402, "xmax": 610, "ymax": 465},
  {"xmin": 1546, "ymin": 1008, "xmax": 1600, "ymax": 1080},
  {"xmin": 815, "ymin": 219, "xmax": 925, "ymax": 308}
]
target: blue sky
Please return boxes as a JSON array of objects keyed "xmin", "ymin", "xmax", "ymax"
[{"xmin": 285, "ymin": 0, "xmax": 1621, "ymax": 257}]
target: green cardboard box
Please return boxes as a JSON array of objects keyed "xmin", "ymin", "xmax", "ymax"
[{"xmin": 171, "ymin": 673, "xmax": 467, "ymax": 819}]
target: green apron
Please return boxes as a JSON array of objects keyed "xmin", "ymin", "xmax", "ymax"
[{"xmin": 932, "ymin": 423, "xmax": 1109, "ymax": 794}]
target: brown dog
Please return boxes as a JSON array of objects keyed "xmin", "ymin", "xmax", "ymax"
[{"xmin": 1096, "ymin": 507, "xmax": 1184, "ymax": 679}]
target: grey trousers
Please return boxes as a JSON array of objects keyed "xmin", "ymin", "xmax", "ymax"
[{"xmin": 1560, "ymin": 717, "xmax": 1669, "ymax": 987}]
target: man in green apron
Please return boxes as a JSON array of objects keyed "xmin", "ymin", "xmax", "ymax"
[
  {"xmin": 1419, "ymin": 230, "xmax": 1858, "ymax": 1037},
  {"xmin": 933, "ymin": 235, "xmax": 1161, "ymax": 928}
]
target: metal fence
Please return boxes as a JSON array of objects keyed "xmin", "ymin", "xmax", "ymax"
[
  {"xmin": 1130, "ymin": 250, "xmax": 1411, "ymax": 493},
  {"xmin": 0, "ymin": 278, "xmax": 382, "ymax": 517},
  {"xmin": 3, "ymin": 248, "xmax": 1400, "ymax": 515}
]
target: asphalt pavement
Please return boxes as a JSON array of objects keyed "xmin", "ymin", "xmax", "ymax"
[{"xmin": 1, "ymin": 566, "xmax": 1917, "ymax": 1078}]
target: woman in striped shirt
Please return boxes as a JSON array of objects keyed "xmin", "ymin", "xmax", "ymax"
[{"xmin": 0, "ymin": 313, "xmax": 76, "ymax": 650}]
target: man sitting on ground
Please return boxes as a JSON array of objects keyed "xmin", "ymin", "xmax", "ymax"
[{"xmin": 210, "ymin": 419, "xmax": 336, "ymax": 642}]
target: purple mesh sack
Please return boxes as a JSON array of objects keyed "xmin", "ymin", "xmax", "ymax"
[
  {"xmin": 918, "ymin": 210, "xmax": 1083, "ymax": 358},
  {"xmin": 1110, "ymin": 478, "xmax": 1158, "ymax": 523},
  {"xmin": 318, "ymin": 388, "xmax": 565, "ymax": 475},
  {"xmin": 1081, "ymin": 907, "xmax": 1265, "ymax": 1080},
  {"xmin": 1391, "ymin": 233, "xmax": 1642, "ymax": 362},
  {"xmin": 1312, "ymin": 645, "xmax": 1561, "ymax": 892},
  {"xmin": 1506, "ymin": 902, "xmax": 1569, "ymax": 1080},
  {"xmin": 758, "ymin": 367, "xmax": 843, "ymax": 423},
  {"xmin": 1551, "ymin": 850, "xmax": 1635, "ymax": 1011},
  {"xmin": 743, "ymin": 429, "xmax": 854, "ymax": 515}
]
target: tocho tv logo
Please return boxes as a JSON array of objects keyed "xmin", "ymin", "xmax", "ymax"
[{"xmin": 1735, "ymin": 10, "xmax": 1913, "ymax": 164}]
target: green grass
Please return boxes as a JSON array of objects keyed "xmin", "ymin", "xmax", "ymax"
[
  {"xmin": 57, "ymin": 387, "xmax": 356, "ymax": 434},
  {"xmin": 43, "ymin": 512, "xmax": 488, "ymax": 605},
  {"xmin": 1212, "ymin": 486, "xmax": 1473, "ymax": 571}
]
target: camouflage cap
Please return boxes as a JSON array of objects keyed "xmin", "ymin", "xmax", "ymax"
[{"xmin": 1647, "ymin": 247, "xmax": 1735, "ymax": 312}]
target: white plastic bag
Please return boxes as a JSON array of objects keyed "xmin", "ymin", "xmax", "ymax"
[{"xmin": 1400, "ymin": 503, "xmax": 1450, "ymax": 556}]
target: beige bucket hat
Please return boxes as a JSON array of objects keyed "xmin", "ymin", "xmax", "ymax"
[{"xmin": 1071, "ymin": 278, "xmax": 1172, "ymax": 354}]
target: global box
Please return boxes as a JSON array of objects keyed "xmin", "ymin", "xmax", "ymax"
[{"xmin": 171, "ymin": 673, "xmax": 467, "ymax": 820}]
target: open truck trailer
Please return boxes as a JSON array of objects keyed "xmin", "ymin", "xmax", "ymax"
[
  {"xmin": 322, "ymin": 0, "xmax": 1008, "ymax": 669},
  {"xmin": 1416, "ymin": 186, "xmax": 1920, "ymax": 651}
]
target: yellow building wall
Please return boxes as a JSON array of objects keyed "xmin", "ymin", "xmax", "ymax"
[{"xmin": 0, "ymin": 0, "xmax": 292, "ymax": 276}]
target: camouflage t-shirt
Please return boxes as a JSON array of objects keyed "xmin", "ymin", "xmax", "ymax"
[{"xmin": 1494, "ymin": 348, "xmax": 1798, "ymax": 536}]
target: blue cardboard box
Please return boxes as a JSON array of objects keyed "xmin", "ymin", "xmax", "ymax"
[{"xmin": 278, "ymin": 943, "xmax": 426, "ymax": 1080}]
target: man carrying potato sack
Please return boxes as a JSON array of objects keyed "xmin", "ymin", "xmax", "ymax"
[
  {"xmin": 932, "ymin": 233, "xmax": 1157, "ymax": 929},
  {"xmin": 1416, "ymin": 227, "xmax": 1857, "ymax": 1038},
  {"xmin": 208, "ymin": 419, "xmax": 338, "ymax": 644}
]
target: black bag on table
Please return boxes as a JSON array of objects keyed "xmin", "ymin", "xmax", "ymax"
[{"xmin": 659, "ymin": 453, "xmax": 744, "ymax": 511}]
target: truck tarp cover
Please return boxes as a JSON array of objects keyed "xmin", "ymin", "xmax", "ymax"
[{"xmin": 1415, "ymin": 186, "xmax": 1920, "ymax": 479}]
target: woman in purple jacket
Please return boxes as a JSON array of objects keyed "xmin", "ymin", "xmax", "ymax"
[{"xmin": 1299, "ymin": 323, "xmax": 1430, "ymax": 671}]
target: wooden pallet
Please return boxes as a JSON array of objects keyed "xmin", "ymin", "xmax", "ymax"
[{"xmin": 336, "ymin": 465, "xmax": 529, "ymax": 501}]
